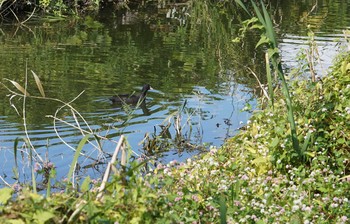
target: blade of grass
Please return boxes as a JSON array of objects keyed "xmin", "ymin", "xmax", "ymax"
[
  {"xmin": 265, "ymin": 52, "xmax": 274, "ymax": 107},
  {"xmin": 27, "ymin": 138, "xmax": 37, "ymax": 194},
  {"xmin": 13, "ymin": 138, "xmax": 20, "ymax": 180},
  {"xmin": 219, "ymin": 194, "xmax": 227, "ymax": 224},
  {"xmin": 235, "ymin": 0, "xmax": 251, "ymax": 16},
  {"xmin": 255, "ymin": 1, "xmax": 300, "ymax": 154},
  {"xmin": 67, "ymin": 134, "xmax": 91, "ymax": 185},
  {"xmin": 13, "ymin": 137, "xmax": 19, "ymax": 172},
  {"xmin": 251, "ymin": 1, "xmax": 266, "ymax": 27},
  {"xmin": 261, "ymin": 0, "xmax": 277, "ymax": 48},
  {"xmin": 46, "ymin": 172, "xmax": 52, "ymax": 198},
  {"xmin": 273, "ymin": 60, "xmax": 300, "ymax": 153}
]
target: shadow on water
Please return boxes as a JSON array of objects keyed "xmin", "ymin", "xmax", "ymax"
[{"xmin": 0, "ymin": 0, "xmax": 347, "ymax": 187}]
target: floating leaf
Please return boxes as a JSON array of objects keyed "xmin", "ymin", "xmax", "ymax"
[{"xmin": 31, "ymin": 70, "xmax": 45, "ymax": 97}]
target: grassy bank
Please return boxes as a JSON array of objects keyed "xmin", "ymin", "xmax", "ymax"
[{"xmin": 1, "ymin": 44, "xmax": 350, "ymax": 224}]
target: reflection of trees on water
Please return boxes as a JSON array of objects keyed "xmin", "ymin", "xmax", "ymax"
[{"xmin": 269, "ymin": 0, "xmax": 350, "ymax": 34}]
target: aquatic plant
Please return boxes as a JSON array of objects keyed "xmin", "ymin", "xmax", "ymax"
[{"xmin": 235, "ymin": 0, "xmax": 301, "ymax": 157}]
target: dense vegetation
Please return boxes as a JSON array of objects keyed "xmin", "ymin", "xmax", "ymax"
[
  {"xmin": 1, "ymin": 42, "xmax": 350, "ymax": 223},
  {"xmin": 1, "ymin": 0, "xmax": 350, "ymax": 223}
]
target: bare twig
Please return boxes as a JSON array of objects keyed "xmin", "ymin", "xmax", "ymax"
[
  {"xmin": 0, "ymin": 175, "xmax": 11, "ymax": 187},
  {"xmin": 246, "ymin": 67, "xmax": 270, "ymax": 100},
  {"xmin": 21, "ymin": 7, "xmax": 36, "ymax": 24},
  {"xmin": 97, "ymin": 135, "xmax": 125, "ymax": 200}
]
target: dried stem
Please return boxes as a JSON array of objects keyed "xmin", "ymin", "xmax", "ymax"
[{"xmin": 97, "ymin": 135, "xmax": 125, "ymax": 200}]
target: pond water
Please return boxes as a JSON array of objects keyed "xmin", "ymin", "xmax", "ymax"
[{"xmin": 0, "ymin": 0, "xmax": 349, "ymax": 186}]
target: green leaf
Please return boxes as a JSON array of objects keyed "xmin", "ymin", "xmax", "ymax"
[
  {"xmin": 265, "ymin": 52, "xmax": 274, "ymax": 107},
  {"xmin": 261, "ymin": 0, "xmax": 277, "ymax": 48},
  {"xmin": 251, "ymin": 1, "xmax": 266, "ymax": 27},
  {"xmin": 251, "ymin": 24, "xmax": 264, "ymax": 30},
  {"xmin": 235, "ymin": 0, "xmax": 251, "ymax": 16},
  {"xmin": 256, "ymin": 220, "xmax": 266, "ymax": 224},
  {"xmin": 219, "ymin": 195, "xmax": 227, "ymax": 224},
  {"xmin": 337, "ymin": 138, "xmax": 345, "ymax": 144},
  {"xmin": 81, "ymin": 176, "xmax": 91, "ymax": 193},
  {"xmin": 7, "ymin": 220, "xmax": 25, "ymax": 224},
  {"xmin": 0, "ymin": 187, "xmax": 13, "ymax": 204},
  {"xmin": 33, "ymin": 210, "xmax": 55, "ymax": 223},
  {"xmin": 256, "ymin": 35, "xmax": 270, "ymax": 48},
  {"xmin": 67, "ymin": 134, "xmax": 91, "ymax": 184},
  {"xmin": 267, "ymin": 48, "xmax": 279, "ymax": 58},
  {"xmin": 270, "ymin": 137, "xmax": 279, "ymax": 148}
]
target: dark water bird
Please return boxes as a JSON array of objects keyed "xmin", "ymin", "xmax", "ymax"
[{"xmin": 109, "ymin": 84, "xmax": 152, "ymax": 104}]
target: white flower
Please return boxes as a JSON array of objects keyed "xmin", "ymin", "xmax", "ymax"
[
  {"xmin": 345, "ymin": 107, "xmax": 350, "ymax": 114},
  {"xmin": 292, "ymin": 205, "xmax": 299, "ymax": 211}
]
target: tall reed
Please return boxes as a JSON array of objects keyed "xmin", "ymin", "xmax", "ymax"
[{"xmin": 235, "ymin": 0, "xmax": 301, "ymax": 155}]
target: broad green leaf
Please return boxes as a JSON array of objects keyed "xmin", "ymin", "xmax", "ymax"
[
  {"xmin": 256, "ymin": 35, "xmax": 270, "ymax": 48},
  {"xmin": 29, "ymin": 193, "xmax": 43, "ymax": 202},
  {"xmin": 31, "ymin": 70, "xmax": 46, "ymax": 97},
  {"xmin": 337, "ymin": 138, "xmax": 345, "ymax": 144},
  {"xmin": 33, "ymin": 210, "xmax": 55, "ymax": 223},
  {"xmin": 270, "ymin": 137, "xmax": 279, "ymax": 148},
  {"xmin": 0, "ymin": 187, "xmax": 13, "ymax": 204}
]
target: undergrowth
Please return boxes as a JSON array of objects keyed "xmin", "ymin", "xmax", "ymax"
[{"xmin": 0, "ymin": 45, "xmax": 349, "ymax": 224}]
